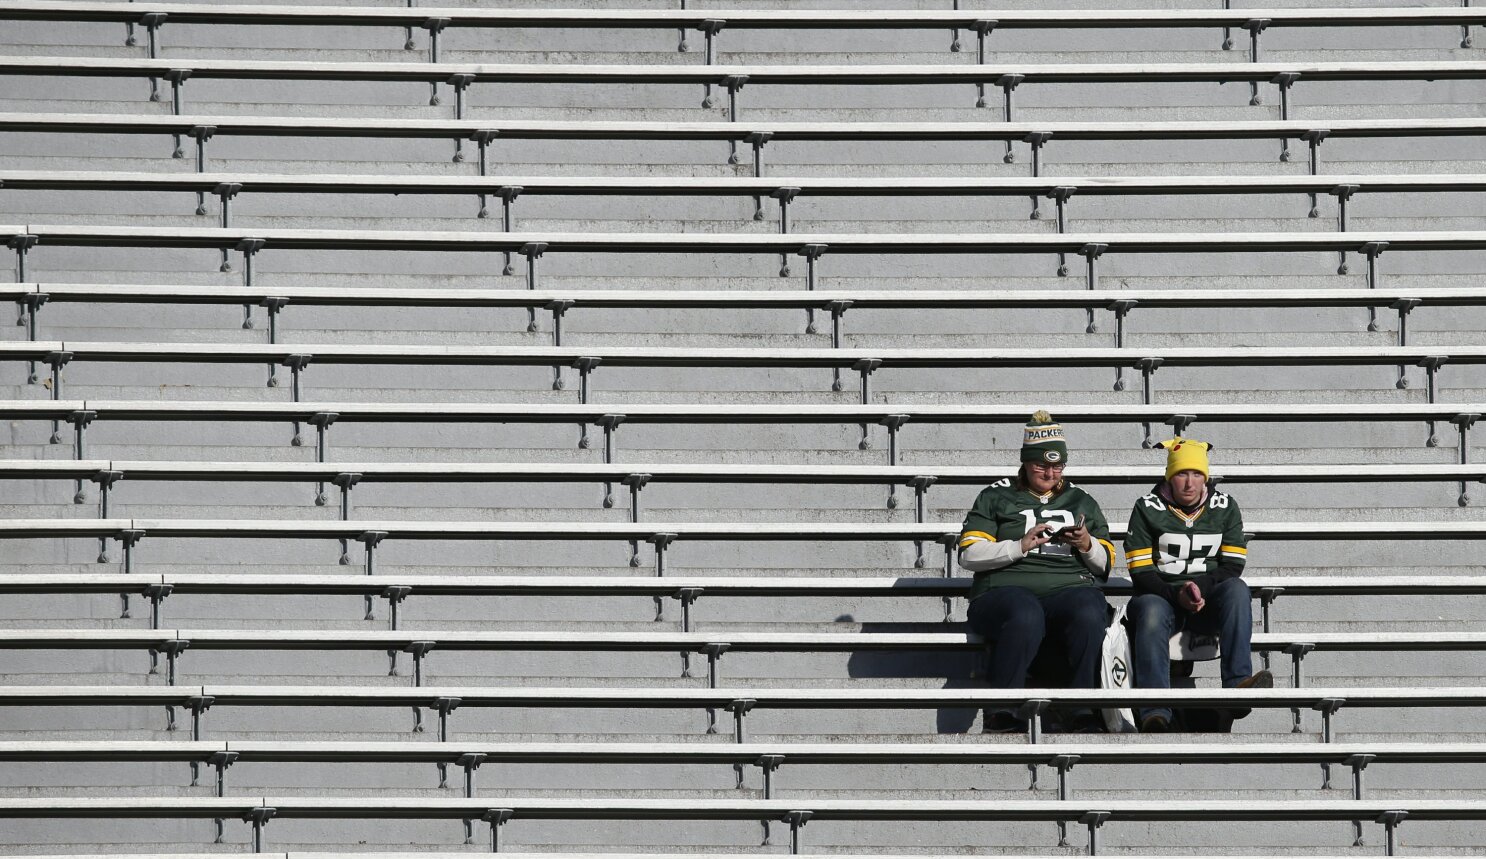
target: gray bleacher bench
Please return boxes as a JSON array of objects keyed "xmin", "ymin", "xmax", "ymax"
[
  {"xmin": 6, "ymin": 170, "xmax": 1482, "ymax": 233},
  {"xmin": 14, "ymin": 283, "xmax": 1486, "ymax": 345},
  {"xmin": 0, "ymin": 571, "xmax": 1478, "ymax": 642},
  {"xmin": 6, "ymin": 402, "xmax": 1482, "ymax": 510},
  {"xmin": 6, "ymin": 55, "xmax": 1483, "ymax": 164},
  {"xmin": 6, "ymin": 400, "xmax": 1478, "ymax": 459},
  {"xmin": 4, "ymin": 0, "xmax": 1481, "ymax": 66},
  {"xmin": 0, "ymin": 627, "xmax": 1478, "ymax": 707},
  {"xmin": 1, "ymin": 739, "xmax": 1480, "ymax": 849},
  {"xmin": 7, "ymin": 225, "xmax": 1481, "ymax": 344},
  {"xmin": 8, "ymin": 56, "xmax": 1485, "ymax": 118},
  {"xmin": 4, "ymin": 2, "xmax": 1478, "ymax": 34},
  {"xmin": 12, "ymin": 284, "xmax": 1481, "ymax": 385},
  {"xmin": 0, "ymin": 114, "xmax": 1469, "ymax": 219},
  {"xmin": 0, "ymin": 794, "xmax": 1477, "ymax": 854},
  {"xmin": 1, "ymin": 337, "xmax": 1481, "ymax": 456},
  {"xmin": 4, "ymin": 113, "xmax": 1482, "ymax": 179},
  {"xmin": 5, "ymin": 683, "xmax": 1482, "ymax": 808}
]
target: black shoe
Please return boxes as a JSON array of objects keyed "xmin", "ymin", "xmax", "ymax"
[
  {"xmin": 983, "ymin": 710, "xmax": 1027, "ymax": 734},
  {"xmin": 1140, "ymin": 712, "xmax": 1170, "ymax": 733},
  {"xmin": 1228, "ymin": 669, "xmax": 1275, "ymax": 720},
  {"xmin": 1069, "ymin": 711, "xmax": 1105, "ymax": 734}
]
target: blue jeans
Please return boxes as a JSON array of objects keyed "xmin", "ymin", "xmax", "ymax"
[
  {"xmin": 1128, "ymin": 577, "xmax": 1254, "ymax": 722},
  {"xmin": 967, "ymin": 585, "xmax": 1108, "ymax": 691}
]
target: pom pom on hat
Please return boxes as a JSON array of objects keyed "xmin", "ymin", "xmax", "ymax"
[{"xmin": 1021, "ymin": 410, "xmax": 1069, "ymax": 464}]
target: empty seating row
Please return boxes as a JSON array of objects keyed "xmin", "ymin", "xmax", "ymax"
[
  {"xmin": 0, "ymin": 796, "xmax": 1475, "ymax": 855},
  {"xmin": 6, "ymin": 170, "xmax": 1480, "ymax": 225},
  {"xmin": 10, "ymin": 285, "xmax": 1477, "ymax": 349},
  {"xmin": 4, "ymin": 343, "xmax": 1479, "ymax": 456},
  {"xmin": 14, "ymin": 56, "xmax": 1485, "ymax": 90},
  {"xmin": 6, "ymin": 2, "xmax": 1479, "ymax": 35},
  {"xmin": 10, "ymin": 402, "xmax": 1479, "ymax": 479},
  {"xmin": 5, "ymin": 113, "xmax": 1478, "ymax": 175}
]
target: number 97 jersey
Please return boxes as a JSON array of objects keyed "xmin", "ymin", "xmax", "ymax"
[{"xmin": 1123, "ymin": 489, "xmax": 1247, "ymax": 582}]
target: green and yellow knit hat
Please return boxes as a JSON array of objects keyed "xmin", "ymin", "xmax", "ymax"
[{"xmin": 1020, "ymin": 410, "xmax": 1069, "ymax": 465}]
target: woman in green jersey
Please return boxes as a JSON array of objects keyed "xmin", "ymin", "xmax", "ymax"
[{"xmin": 958, "ymin": 411, "xmax": 1116, "ymax": 733}]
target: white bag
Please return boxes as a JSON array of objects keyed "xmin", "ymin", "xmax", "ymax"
[{"xmin": 1099, "ymin": 602, "xmax": 1138, "ymax": 733}]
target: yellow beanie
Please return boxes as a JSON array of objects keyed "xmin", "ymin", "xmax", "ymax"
[{"xmin": 1158, "ymin": 437, "xmax": 1212, "ymax": 481}]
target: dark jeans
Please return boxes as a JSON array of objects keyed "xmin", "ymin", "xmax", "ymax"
[
  {"xmin": 1128, "ymin": 577, "xmax": 1254, "ymax": 722},
  {"xmin": 967, "ymin": 585, "xmax": 1108, "ymax": 694}
]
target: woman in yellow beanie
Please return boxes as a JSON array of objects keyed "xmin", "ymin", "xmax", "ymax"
[
  {"xmin": 957, "ymin": 411, "xmax": 1115, "ymax": 733},
  {"xmin": 1123, "ymin": 438, "xmax": 1272, "ymax": 733}
]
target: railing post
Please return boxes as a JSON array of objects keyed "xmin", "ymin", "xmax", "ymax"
[
  {"xmin": 1079, "ymin": 243, "xmax": 1107, "ymax": 334},
  {"xmin": 1391, "ymin": 298, "xmax": 1421, "ymax": 389},
  {"xmin": 1272, "ymin": 72, "xmax": 1300, "ymax": 161},
  {"xmin": 908, "ymin": 474, "xmax": 936, "ymax": 568},
  {"xmin": 799, "ymin": 243, "xmax": 828, "ymax": 334},
  {"xmin": 1025, "ymin": 132, "xmax": 1053, "ymax": 217},
  {"xmin": 1136, "ymin": 357, "xmax": 1164, "ymax": 448},
  {"xmin": 139, "ymin": 12, "xmax": 167, "ymax": 101},
  {"xmin": 1051, "ymin": 754, "xmax": 1080, "ymax": 847},
  {"xmin": 448, "ymin": 73, "xmax": 477, "ymax": 161},
  {"xmin": 771, "ymin": 184, "xmax": 799, "ymax": 245},
  {"xmin": 597, "ymin": 412, "xmax": 625, "ymax": 506},
  {"xmin": 1244, "ymin": 19, "xmax": 1271, "ymax": 105},
  {"xmin": 698, "ymin": 19, "xmax": 727, "ymax": 108},
  {"xmin": 971, "ymin": 19, "xmax": 998, "ymax": 108},
  {"xmin": 573, "ymin": 357, "xmax": 604, "ymax": 449},
  {"xmin": 825, "ymin": 299, "xmax": 853, "ymax": 392},
  {"xmin": 1452, "ymin": 413, "xmax": 1479, "ymax": 506},
  {"xmin": 651, "ymin": 532, "xmax": 678, "ymax": 622},
  {"xmin": 1346, "ymin": 753, "xmax": 1376, "ymax": 846},
  {"xmin": 163, "ymin": 69, "xmax": 192, "ymax": 158},
  {"xmin": 997, "ymin": 74, "xmax": 1024, "ymax": 162},
  {"xmin": 1049, "ymin": 184, "xmax": 1074, "ymax": 274},
  {"xmin": 723, "ymin": 75, "xmax": 750, "ymax": 164},
  {"xmin": 484, "ymin": 808, "xmax": 514, "ymax": 852},
  {"xmin": 1377, "ymin": 810, "xmax": 1408, "ymax": 857},
  {"xmin": 1302, "ymin": 129, "xmax": 1330, "ymax": 216},
  {"xmin": 244, "ymin": 806, "xmax": 275, "ymax": 853},
  {"xmin": 1330, "ymin": 184, "xmax": 1359, "ymax": 267},
  {"xmin": 521, "ymin": 242, "xmax": 548, "ymax": 332},
  {"xmin": 472, "ymin": 130, "xmax": 499, "ymax": 218},
  {"xmin": 45, "ymin": 350, "xmax": 73, "ymax": 443},
  {"xmin": 208, "ymin": 749, "xmax": 237, "ymax": 842},
  {"xmin": 854, "ymin": 358, "xmax": 883, "ymax": 450},
  {"xmin": 422, "ymin": 18, "xmax": 451, "ymax": 105},
  {"xmin": 783, "ymin": 810, "xmax": 812, "ymax": 855},
  {"xmin": 361, "ymin": 531, "xmax": 390, "ymax": 618},
  {"xmin": 1359, "ymin": 242, "xmax": 1389, "ymax": 332},
  {"xmin": 1108, "ymin": 299, "xmax": 1137, "ymax": 392},
  {"xmin": 545, "ymin": 299, "xmax": 575, "ymax": 390},
  {"xmin": 1285, "ymin": 641, "xmax": 1315, "ymax": 732},
  {"xmin": 1081, "ymin": 811, "xmax": 1112, "ymax": 856}
]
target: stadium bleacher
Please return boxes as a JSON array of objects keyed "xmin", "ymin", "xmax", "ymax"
[{"xmin": 1, "ymin": 0, "xmax": 1485, "ymax": 856}]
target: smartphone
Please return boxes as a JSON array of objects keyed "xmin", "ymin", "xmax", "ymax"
[{"xmin": 1051, "ymin": 514, "xmax": 1086, "ymax": 540}]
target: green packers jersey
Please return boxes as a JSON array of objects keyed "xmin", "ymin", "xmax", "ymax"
[
  {"xmin": 959, "ymin": 478, "xmax": 1115, "ymax": 600},
  {"xmin": 1124, "ymin": 487, "xmax": 1248, "ymax": 583}
]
